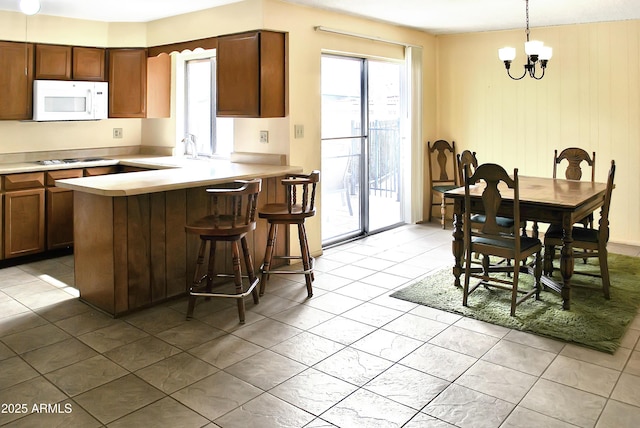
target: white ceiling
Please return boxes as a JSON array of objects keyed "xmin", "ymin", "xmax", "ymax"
[{"xmin": 0, "ymin": 0, "xmax": 639, "ymax": 34}]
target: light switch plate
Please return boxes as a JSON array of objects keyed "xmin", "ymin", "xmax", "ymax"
[{"xmin": 294, "ymin": 124, "xmax": 304, "ymax": 139}]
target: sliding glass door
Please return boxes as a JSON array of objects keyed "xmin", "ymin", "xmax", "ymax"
[{"xmin": 321, "ymin": 55, "xmax": 404, "ymax": 246}]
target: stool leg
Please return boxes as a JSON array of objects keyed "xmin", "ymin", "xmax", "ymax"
[
  {"xmin": 187, "ymin": 239, "xmax": 207, "ymax": 319},
  {"xmin": 241, "ymin": 236, "xmax": 259, "ymax": 305},
  {"xmin": 298, "ymin": 223, "xmax": 313, "ymax": 298},
  {"xmin": 232, "ymin": 240, "xmax": 246, "ymax": 324},
  {"xmin": 301, "ymin": 223, "xmax": 314, "ymax": 281},
  {"xmin": 260, "ymin": 222, "xmax": 277, "ymax": 296},
  {"xmin": 205, "ymin": 240, "xmax": 217, "ymax": 297}
]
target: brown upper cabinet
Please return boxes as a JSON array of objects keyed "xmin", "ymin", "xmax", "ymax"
[
  {"xmin": 108, "ymin": 48, "xmax": 147, "ymax": 118},
  {"xmin": 107, "ymin": 48, "xmax": 171, "ymax": 119},
  {"xmin": 35, "ymin": 44, "xmax": 105, "ymax": 81},
  {"xmin": 0, "ymin": 41, "xmax": 34, "ymax": 120},
  {"xmin": 217, "ymin": 30, "xmax": 286, "ymax": 118},
  {"xmin": 35, "ymin": 44, "xmax": 72, "ymax": 80},
  {"xmin": 73, "ymin": 47, "xmax": 106, "ymax": 81}
]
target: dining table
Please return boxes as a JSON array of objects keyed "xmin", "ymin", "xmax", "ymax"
[{"xmin": 445, "ymin": 175, "xmax": 609, "ymax": 310}]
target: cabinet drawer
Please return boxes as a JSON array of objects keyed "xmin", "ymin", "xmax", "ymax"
[
  {"xmin": 46, "ymin": 169, "xmax": 84, "ymax": 186},
  {"xmin": 3, "ymin": 172, "xmax": 45, "ymax": 190},
  {"xmin": 84, "ymin": 166, "xmax": 119, "ymax": 176}
]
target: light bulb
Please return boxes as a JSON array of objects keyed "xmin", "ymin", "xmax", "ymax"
[
  {"xmin": 19, "ymin": 0, "xmax": 41, "ymax": 16},
  {"xmin": 539, "ymin": 46, "xmax": 553, "ymax": 60},
  {"xmin": 498, "ymin": 47, "xmax": 516, "ymax": 62},
  {"xmin": 524, "ymin": 40, "xmax": 543, "ymax": 56}
]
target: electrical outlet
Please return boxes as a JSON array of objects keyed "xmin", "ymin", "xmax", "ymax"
[
  {"xmin": 113, "ymin": 128, "xmax": 123, "ymax": 139},
  {"xmin": 259, "ymin": 130, "xmax": 269, "ymax": 143},
  {"xmin": 294, "ymin": 124, "xmax": 304, "ymax": 139}
]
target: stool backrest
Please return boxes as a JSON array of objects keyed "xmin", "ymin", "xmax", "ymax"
[
  {"xmin": 283, "ymin": 170, "xmax": 320, "ymax": 214},
  {"xmin": 206, "ymin": 179, "xmax": 262, "ymax": 229}
]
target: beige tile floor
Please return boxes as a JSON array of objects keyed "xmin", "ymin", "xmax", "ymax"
[{"xmin": 1, "ymin": 223, "xmax": 640, "ymax": 427}]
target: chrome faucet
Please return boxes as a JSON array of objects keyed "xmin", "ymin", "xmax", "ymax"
[{"xmin": 182, "ymin": 133, "xmax": 198, "ymax": 159}]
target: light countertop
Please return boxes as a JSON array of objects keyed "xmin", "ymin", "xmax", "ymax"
[{"xmin": 53, "ymin": 156, "xmax": 302, "ymax": 196}]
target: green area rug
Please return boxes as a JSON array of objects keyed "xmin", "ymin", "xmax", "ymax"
[{"xmin": 390, "ymin": 253, "xmax": 640, "ymax": 353}]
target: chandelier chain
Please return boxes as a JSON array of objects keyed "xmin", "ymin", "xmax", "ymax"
[{"xmin": 525, "ymin": 0, "xmax": 530, "ymax": 42}]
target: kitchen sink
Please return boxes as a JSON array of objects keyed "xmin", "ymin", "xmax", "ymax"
[{"xmin": 37, "ymin": 157, "xmax": 108, "ymax": 165}]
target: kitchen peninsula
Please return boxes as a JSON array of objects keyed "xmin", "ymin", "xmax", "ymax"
[{"xmin": 55, "ymin": 156, "xmax": 301, "ymax": 317}]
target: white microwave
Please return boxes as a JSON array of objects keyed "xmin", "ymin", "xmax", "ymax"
[{"xmin": 33, "ymin": 80, "xmax": 108, "ymax": 121}]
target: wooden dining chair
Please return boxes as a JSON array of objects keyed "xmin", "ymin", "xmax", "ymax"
[
  {"xmin": 427, "ymin": 139, "xmax": 458, "ymax": 229},
  {"xmin": 543, "ymin": 160, "xmax": 616, "ymax": 299},
  {"xmin": 185, "ymin": 179, "xmax": 262, "ymax": 324},
  {"xmin": 462, "ymin": 163, "xmax": 542, "ymax": 316},
  {"xmin": 456, "ymin": 150, "xmax": 523, "ymax": 235}
]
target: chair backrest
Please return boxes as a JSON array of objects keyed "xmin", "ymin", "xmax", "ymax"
[
  {"xmin": 283, "ymin": 170, "xmax": 320, "ymax": 214},
  {"xmin": 456, "ymin": 150, "xmax": 478, "ymax": 185},
  {"xmin": 553, "ymin": 148, "xmax": 596, "ymax": 181},
  {"xmin": 428, "ymin": 140, "xmax": 457, "ymax": 186},
  {"xmin": 598, "ymin": 160, "xmax": 616, "ymax": 243},
  {"xmin": 206, "ymin": 179, "xmax": 262, "ymax": 229},
  {"xmin": 464, "ymin": 163, "xmax": 521, "ymax": 249}
]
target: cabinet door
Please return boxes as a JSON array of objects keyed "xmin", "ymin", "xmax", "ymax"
[
  {"xmin": 4, "ymin": 189, "xmax": 45, "ymax": 258},
  {"xmin": 46, "ymin": 187, "xmax": 74, "ymax": 249},
  {"xmin": 0, "ymin": 41, "xmax": 34, "ymax": 120},
  {"xmin": 108, "ymin": 48, "xmax": 147, "ymax": 118},
  {"xmin": 217, "ymin": 31, "xmax": 286, "ymax": 118},
  {"xmin": 35, "ymin": 44, "xmax": 72, "ymax": 80},
  {"xmin": 217, "ymin": 32, "xmax": 260, "ymax": 117},
  {"xmin": 73, "ymin": 47, "xmax": 106, "ymax": 81}
]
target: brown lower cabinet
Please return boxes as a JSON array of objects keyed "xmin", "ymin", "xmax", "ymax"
[
  {"xmin": 45, "ymin": 169, "xmax": 83, "ymax": 250},
  {"xmin": 4, "ymin": 188, "xmax": 45, "ymax": 258},
  {"xmin": 2, "ymin": 172, "xmax": 46, "ymax": 259},
  {"xmin": 0, "ymin": 166, "xmax": 146, "ymax": 261}
]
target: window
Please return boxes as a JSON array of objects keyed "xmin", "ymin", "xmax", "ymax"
[{"xmin": 179, "ymin": 50, "xmax": 233, "ymax": 157}]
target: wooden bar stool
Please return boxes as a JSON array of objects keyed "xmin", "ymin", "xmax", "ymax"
[
  {"xmin": 259, "ymin": 171, "xmax": 320, "ymax": 298},
  {"xmin": 185, "ymin": 179, "xmax": 261, "ymax": 324}
]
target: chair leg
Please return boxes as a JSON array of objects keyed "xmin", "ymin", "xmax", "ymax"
[
  {"xmin": 543, "ymin": 245, "xmax": 555, "ymax": 276},
  {"xmin": 510, "ymin": 261, "xmax": 519, "ymax": 317},
  {"xmin": 598, "ymin": 248, "xmax": 611, "ymax": 300},
  {"xmin": 260, "ymin": 222, "xmax": 277, "ymax": 296},
  {"xmin": 231, "ymin": 240, "xmax": 246, "ymax": 324},
  {"xmin": 534, "ymin": 251, "xmax": 542, "ymax": 300},
  {"xmin": 187, "ymin": 239, "xmax": 207, "ymax": 319},
  {"xmin": 298, "ymin": 223, "xmax": 313, "ymax": 298},
  {"xmin": 440, "ymin": 194, "xmax": 447, "ymax": 229},
  {"xmin": 463, "ymin": 247, "xmax": 473, "ymax": 306},
  {"xmin": 241, "ymin": 236, "xmax": 259, "ymax": 305},
  {"xmin": 428, "ymin": 190, "xmax": 434, "ymax": 222}
]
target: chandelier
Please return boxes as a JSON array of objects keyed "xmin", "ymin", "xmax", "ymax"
[{"xmin": 498, "ymin": 0, "xmax": 552, "ymax": 80}]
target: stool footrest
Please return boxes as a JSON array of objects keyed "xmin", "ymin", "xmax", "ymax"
[
  {"xmin": 261, "ymin": 256, "xmax": 314, "ymax": 275},
  {"xmin": 190, "ymin": 276, "xmax": 259, "ymax": 299}
]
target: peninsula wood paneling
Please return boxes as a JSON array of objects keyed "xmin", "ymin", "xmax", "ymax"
[{"xmin": 74, "ymin": 178, "xmax": 288, "ymax": 317}]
